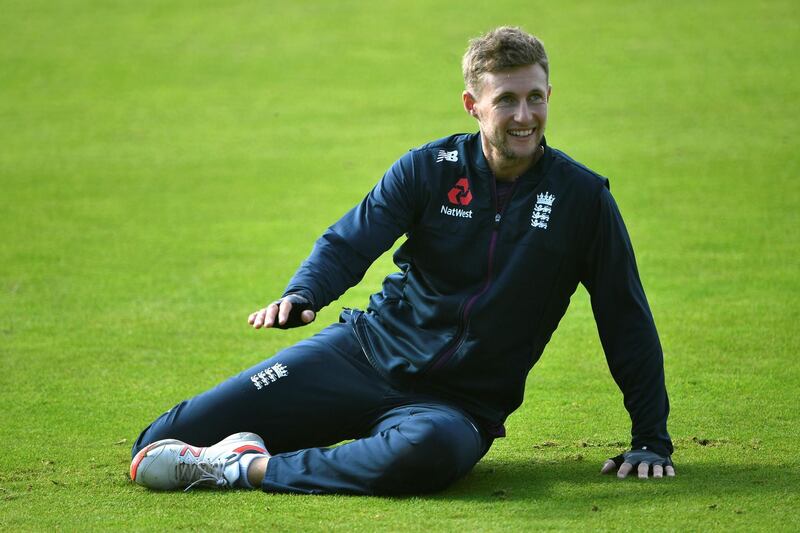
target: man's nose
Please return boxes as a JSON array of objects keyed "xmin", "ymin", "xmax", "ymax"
[{"xmin": 514, "ymin": 101, "xmax": 532, "ymax": 122}]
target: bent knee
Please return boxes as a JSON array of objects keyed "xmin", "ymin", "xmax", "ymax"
[{"xmin": 377, "ymin": 415, "xmax": 483, "ymax": 493}]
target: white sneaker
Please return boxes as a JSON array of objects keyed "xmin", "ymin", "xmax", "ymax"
[{"xmin": 130, "ymin": 432, "xmax": 268, "ymax": 491}]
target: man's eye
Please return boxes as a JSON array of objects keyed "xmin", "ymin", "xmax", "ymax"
[{"xmin": 528, "ymin": 94, "xmax": 544, "ymax": 103}]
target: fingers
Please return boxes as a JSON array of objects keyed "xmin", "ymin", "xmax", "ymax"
[
  {"xmin": 249, "ymin": 298, "xmax": 314, "ymax": 330},
  {"xmin": 604, "ymin": 451, "xmax": 676, "ymax": 480},
  {"xmin": 300, "ymin": 309, "xmax": 316, "ymax": 324},
  {"xmin": 652, "ymin": 464, "xmax": 664, "ymax": 478},
  {"xmin": 609, "ymin": 462, "xmax": 675, "ymax": 480},
  {"xmin": 248, "ymin": 308, "xmax": 266, "ymax": 328},
  {"xmin": 249, "ymin": 302, "xmax": 280, "ymax": 329},
  {"xmin": 616, "ymin": 462, "xmax": 634, "ymax": 479},
  {"xmin": 277, "ymin": 299, "xmax": 293, "ymax": 326},
  {"xmin": 600, "ymin": 459, "xmax": 616, "ymax": 475},
  {"xmin": 266, "ymin": 302, "xmax": 281, "ymax": 327}
]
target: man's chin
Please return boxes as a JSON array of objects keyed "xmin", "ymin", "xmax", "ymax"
[{"xmin": 502, "ymin": 147, "xmax": 538, "ymax": 162}]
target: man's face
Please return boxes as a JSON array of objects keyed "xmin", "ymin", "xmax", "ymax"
[{"xmin": 463, "ymin": 63, "xmax": 551, "ymax": 177}]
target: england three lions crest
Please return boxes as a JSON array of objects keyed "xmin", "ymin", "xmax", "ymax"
[{"xmin": 531, "ymin": 192, "xmax": 555, "ymax": 230}]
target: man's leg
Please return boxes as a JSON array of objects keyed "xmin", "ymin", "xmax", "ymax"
[
  {"xmin": 257, "ymin": 403, "xmax": 490, "ymax": 495},
  {"xmin": 131, "ymin": 322, "xmax": 393, "ymax": 459},
  {"xmin": 131, "ymin": 322, "xmax": 490, "ymax": 495}
]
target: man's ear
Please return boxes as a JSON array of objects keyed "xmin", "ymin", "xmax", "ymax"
[
  {"xmin": 547, "ymin": 84, "xmax": 552, "ymax": 102},
  {"xmin": 462, "ymin": 90, "xmax": 479, "ymax": 118}
]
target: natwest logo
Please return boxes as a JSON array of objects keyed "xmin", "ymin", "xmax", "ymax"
[{"xmin": 447, "ymin": 177, "xmax": 473, "ymax": 206}]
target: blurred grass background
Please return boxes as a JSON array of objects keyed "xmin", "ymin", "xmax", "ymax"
[{"xmin": 1, "ymin": 0, "xmax": 798, "ymax": 530}]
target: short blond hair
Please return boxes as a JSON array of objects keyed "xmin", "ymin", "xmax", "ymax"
[{"xmin": 462, "ymin": 26, "xmax": 549, "ymax": 93}]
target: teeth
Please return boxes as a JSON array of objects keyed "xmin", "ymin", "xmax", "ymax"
[{"xmin": 508, "ymin": 129, "xmax": 533, "ymax": 137}]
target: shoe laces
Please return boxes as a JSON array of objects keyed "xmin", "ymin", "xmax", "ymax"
[{"xmin": 177, "ymin": 454, "xmax": 233, "ymax": 492}]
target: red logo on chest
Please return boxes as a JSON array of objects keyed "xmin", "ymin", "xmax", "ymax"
[{"xmin": 447, "ymin": 177, "xmax": 473, "ymax": 206}]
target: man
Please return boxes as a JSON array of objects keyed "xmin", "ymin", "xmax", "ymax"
[{"xmin": 130, "ymin": 26, "xmax": 675, "ymax": 495}]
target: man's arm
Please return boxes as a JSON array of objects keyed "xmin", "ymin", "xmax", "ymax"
[
  {"xmin": 580, "ymin": 184, "xmax": 675, "ymax": 478},
  {"xmin": 249, "ymin": 151, "xmax": 422, "ymax": 329}
]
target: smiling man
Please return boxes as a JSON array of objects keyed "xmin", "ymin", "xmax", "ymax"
[
  {"xmin": 130, "ymin": 26, "xmax": 674, "ymax": 495},
  {"xmin": 463, "ymin": 67, "xmax": 550, "ymax": 179}
]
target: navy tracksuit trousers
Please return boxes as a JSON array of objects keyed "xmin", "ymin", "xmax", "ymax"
[{"xmin": 131, "ymin": 323, "xmax": 491, "ymax": 495}]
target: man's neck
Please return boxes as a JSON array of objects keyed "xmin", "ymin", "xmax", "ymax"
[{"xmin": 484, "ymin": 144, "xmax": 544, "ymax": 181}]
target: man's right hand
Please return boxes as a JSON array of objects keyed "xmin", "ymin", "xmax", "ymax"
[{"xmin": 248, "ymin": 294, "xmax": 316, "ymax": 330}]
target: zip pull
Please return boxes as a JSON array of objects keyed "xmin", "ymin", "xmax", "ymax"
[{"xmin": 495, "ymin": 213, "xmax": 502, "ymax": 224}]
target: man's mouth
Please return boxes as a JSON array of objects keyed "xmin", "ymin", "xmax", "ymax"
[{"xmin": 508, "ymin": 128, "xmax": 535, "ymax": 138}]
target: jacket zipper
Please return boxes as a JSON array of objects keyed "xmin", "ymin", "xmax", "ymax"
[{"xmin": 428, "ymin": 176, "xmax": 520, "ymax": 373}]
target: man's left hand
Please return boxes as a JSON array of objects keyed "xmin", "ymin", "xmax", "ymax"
[{"xmin": 600, "ymin": 448, "xmax": 676, "ymax": 479}]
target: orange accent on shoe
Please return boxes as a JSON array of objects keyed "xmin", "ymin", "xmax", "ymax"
[
  {"xmin": 130, "ymin": 442, "xmax": 160, "ymax": 481},
  {"xmin": 233, "ymin": 444, "xmax": 267, "ymax": 455}
]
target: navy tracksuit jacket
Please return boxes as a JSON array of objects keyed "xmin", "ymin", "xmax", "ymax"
[{"xmin": 286, "ymin": 133, "xmax": 673, "ymax": 457}]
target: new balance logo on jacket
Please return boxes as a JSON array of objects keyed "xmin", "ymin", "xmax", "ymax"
[{"xmin": 436, "ymin": 150, "xmax": 459, "ymax": 163}]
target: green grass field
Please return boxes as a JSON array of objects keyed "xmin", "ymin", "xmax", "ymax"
[{"xmin": 1, "ymin": 0, "xmax": 798, "ymax": 530}]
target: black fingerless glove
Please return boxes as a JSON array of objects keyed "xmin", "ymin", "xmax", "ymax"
[
  {"xmin": 610, "ymin": 448, "xmax": 673, "ymax": 468},
  {"xmin": 273, "ymin": 293, "xmax": 314, "ymax": 329}
]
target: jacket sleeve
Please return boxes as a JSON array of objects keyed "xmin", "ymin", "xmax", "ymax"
[
  {"xmin": 580, "ymin": 184, "xmax": 673, "ymax": 457},
  {"xmin": 283, "ymin": 151, "xmax": 422, "ymax": 310}
]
